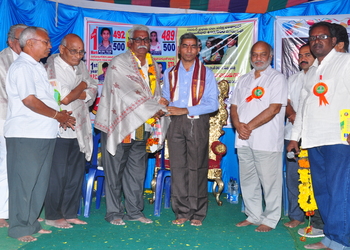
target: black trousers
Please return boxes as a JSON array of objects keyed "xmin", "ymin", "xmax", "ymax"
[
  {"xmin": 45, "ymin": 138, "xmax": 85, "ymax": 220},
  {"xmin": 167, "ymin": 114, "xmax": 209, "ymax": 222},
  {"xmin": 6, "ymin": 138, "xmax": 55, "ymax": 238}
]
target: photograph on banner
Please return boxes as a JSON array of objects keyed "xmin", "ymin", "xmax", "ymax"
[{"xmin": 275, "ymin": 14, "xmax": 350, "ymax": 79}]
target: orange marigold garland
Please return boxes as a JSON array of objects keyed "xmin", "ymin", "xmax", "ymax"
[{"xmin": 297, "ymin": 148, "xmax": 318, "ymax": 241}]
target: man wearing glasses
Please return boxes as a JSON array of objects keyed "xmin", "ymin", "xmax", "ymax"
[
  {"xmin": 44, "ymin": 33, "xmax": 97, "ymax": 229},
  {"xmin": 288, "ymin": 22, "xmax": 350, "ymax": 250},
  {"xmin": 0, "ymin": 23, "xmax": 27, "ymax": 229},
  {"xmin": 95, "ymin": 24, "xmax": 166, "ymax": 226},
  {"xmin": 162, "ymin": 33, "xmax": 219, "ymax": 226},
  {"xmin": 5, "ymin": 26, "xmax": 75, "ymax": 242}
]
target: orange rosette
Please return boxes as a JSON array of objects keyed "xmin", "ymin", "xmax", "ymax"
[
  {"xmin": 313, "ymin": 82, "xmax": 329, "ymax": 106},
  {"xmin": 298, "ymin": 158, "xmax": 310, "ymax": 168},
  {"xmin": 246, "ymin": 87, "xmax": 265, "ymax": 102}
]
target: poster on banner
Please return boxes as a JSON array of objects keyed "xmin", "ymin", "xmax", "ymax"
[
  {"xmin": 84, "ymin": 18, "xmax": 258, "ymax": 127},
  {"xmin": 275, "ymin": 14, "xmax": 350, "ymax": 79}
]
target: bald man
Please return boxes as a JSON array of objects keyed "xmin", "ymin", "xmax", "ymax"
[
  {"xmin": 44, "ymin": 34, "xmax": 97, "ymax": 229},
  {"xmin": 230, "ymin": 41, "xmax": 287, "ymax": 232}
]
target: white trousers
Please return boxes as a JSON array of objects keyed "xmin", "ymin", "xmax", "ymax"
[
  {"xmin": 0, "ymin": 134, "xmax": 8, "ymax": 219},
  {"xmin": 237, "ymin": 146, "xmax": 282, "ymax": 228}
]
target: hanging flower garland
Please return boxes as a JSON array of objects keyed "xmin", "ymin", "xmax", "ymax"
[{"xmin": 297, "ymin": 148, "xmax": 318, "ymax": 241}]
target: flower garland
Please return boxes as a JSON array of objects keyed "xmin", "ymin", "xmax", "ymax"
[
  {"xmin": 131, "ymin": 51, "xmax": 159, "ymax": 149},
  {"xmin": 297, "ymin": 148, "xmax": 318, "ymax": 241}
]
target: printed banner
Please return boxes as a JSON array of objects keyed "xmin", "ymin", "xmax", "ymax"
[
  {"xmin": 84, "ymin": 18, "xmax": 258, "ymax": 126},
  {"xmin": 274, "ymin": 14, "xmax": 350, "ymax": 79}
]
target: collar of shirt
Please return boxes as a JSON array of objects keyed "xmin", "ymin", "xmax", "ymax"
[
  {"xmin": 57, "ymin": 55, "xmax": 77, "ymax": 72},
  {"xmin": 10, "ymin": 48, "xmax": 19, "ymax": 60},
  {"xmin": 179, "ymin": 60, "xmax": 195, "ymax": 72},
  {"xmin": 19, "ymin": 51, "xmax": 41, "ymax": 65}
]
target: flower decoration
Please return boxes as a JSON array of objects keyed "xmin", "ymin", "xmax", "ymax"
[{"xmin": 298, "ymin": 148, "xmax": 318, "ymax": 242}]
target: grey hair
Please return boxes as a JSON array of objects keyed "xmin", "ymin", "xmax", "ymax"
[
  {"xmin": 179, "ymin": 33, "xmax": 199, "ymax": 45},
  {"xmin": 128, "ymin": 24, "xmax": 150, "ymax": 39},
  {"xmin": 7, "ymin": 24, "xmax": 28, "ymax": 44},
  {"xmin": 19, "ymin": 26, "xmax": 48, "ymax": 49},
  {"xmin": 250, "ymin": 41, "xmax": 274, "ymax": 57}
]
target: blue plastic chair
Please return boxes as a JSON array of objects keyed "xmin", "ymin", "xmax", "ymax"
[
  {"xmin": 153, "ymin": 148, "xmax": 171, "ymax": 216},
  {"xmin": 84, "ymin": 131, "xmax": 105, "ymax": 218}
]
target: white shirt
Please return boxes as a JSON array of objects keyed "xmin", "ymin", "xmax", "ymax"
[
  {"xmin": 284, "ymin": 70, "xmax": 305, "ymax": 140},
  {"xmin": 291, "ymin": 49, "xmax": 350, "ymax": 148},
  {"xmin": 4, "ymin": 52, "xmax": 59, "ymax": 138},
  {"xmin": 55, "ymin": 56, "xmax": 82, "ymax": 138},
  {"xmin": 230, "ymin": 66, "xmax": 288, "ymax": 152}
]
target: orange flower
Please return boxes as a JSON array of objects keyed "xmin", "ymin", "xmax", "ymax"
[
  {"xmin": 298, "ymin": 158, "xmax": 310, "ymax": 168},
  {"xmin": 300, "ymin": 236, "xmax": 306, "ymax": 242}
]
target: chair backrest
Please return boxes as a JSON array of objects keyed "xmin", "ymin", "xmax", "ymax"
[
  {"xmin": 91, "ymin": 130, "xmax": 101, "ymax": 166},
  {"xmin": 208, "ymin": 80, "xmax": 229, "ymax": 160}
]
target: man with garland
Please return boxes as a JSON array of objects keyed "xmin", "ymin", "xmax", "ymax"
[
  {"xmin": 283, "ymin": 43, "xmax": 326, "ymax": 238},
  {"xmin": 288, "ymin": 21, "xmax": 350, "ymax": 250},
  {"xmin": 162, "ymin": 33, "xmax": 219, "ymax": 226},
  {"xmin": 230, "ymin": 41, "xmax": 287, "ymax": 232},
  {"xmin": 95, "ymin": 24, "xmax": 166, "ymax": 226},
  {"xmin": 0, "ymin": 23, "xmax": 27, "ymax": 229},
  {"xmin": 44, "ymin": 34, "xmax": 97, "ymax": 229}
]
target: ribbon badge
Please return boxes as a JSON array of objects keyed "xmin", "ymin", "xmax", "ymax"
[
  {"xmin": 246, "ymin": 86, "xmax": 265, "ymax": 102},
  {"xmin": 313, "ymin": 82, "xmax": 329, "ymax": 106}
]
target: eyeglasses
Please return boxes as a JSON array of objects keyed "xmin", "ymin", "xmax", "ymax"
[
  {"xmin": 309, "ymin": 34, "xmax": 330, "ymax": 41},
  {"xmin": 14, "ymin": 37, "xmax": 19, "ymax": 41},
  {"xmin": 130, "ymin": 37, "xmax": 150, "ymax": 44},
  {"xmin": 63, "ymin": 45, "xmax": 85, "ymax": 56},
  {"xmin": 181, "ymin": 44, "xmax": 198, "ymax": 49},
  {"xmin": 30, "ymin": 38, "xmax": 51, "ymax": 46}
]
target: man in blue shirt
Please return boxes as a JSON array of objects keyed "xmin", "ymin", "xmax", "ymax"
[{"xmin": 162, "ymin": 33, "xmax": 219, "ymax": 226}]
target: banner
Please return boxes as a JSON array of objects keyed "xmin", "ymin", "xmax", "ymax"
[
  {"xmin": 84, "ymin": 18, "xmax": 258, "ymax": 126},
  {"xmin": 274, "ymin": 14, "xmax": 350, "ymax": 79}
]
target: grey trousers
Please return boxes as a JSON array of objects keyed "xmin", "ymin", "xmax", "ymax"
[
  {"xmin": 45, "ymin": 138, "xmax": 85, "ymax": 220},
  {"xmin": 101, "ymin": 132, "xmax": 148, "ymax": 222},
  {"xmin": 167, "ymin": 114, "xmax": 209, "ymax": 222},
  {"xmin": 6, "ymin": 137, "xmax": 55, "ymax": 238},
  {"xmin": 237, "ymin": 146, "xmax": 282, "ymax": 229}
]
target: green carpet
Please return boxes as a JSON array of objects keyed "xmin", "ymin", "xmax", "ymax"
[{"xmin": 0, "ymin": 192, "xmax": 320, "ymax": 250}]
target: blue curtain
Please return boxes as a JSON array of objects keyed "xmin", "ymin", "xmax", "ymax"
[{"xmin": 1, "ymin": 0, "xmax": 350, "ymax": 191}]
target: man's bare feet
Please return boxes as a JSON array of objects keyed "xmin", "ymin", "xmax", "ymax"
[
  {"xmin": 18, "ymin": 235, "xmax": 37, "ymax": 242},
  {"xmin": 37, "ymin": 217, "xmax": 44, "ymax": 222},
  {"xmin": 0, "ymin": 219, "xmax": 9, "ymax": 228},
  {"xmin": 66, "ymin": 218, "xmax": 87, "ymax": 225},
  {"xmin": 172, "ymin": 218, "xmax": 188, "ymax": 225},
  {"xmin": 45, "ymin": 219, "xmax": 73, "ymax": 229},
  {"xmin": 236, "ymin": 220, "xmax": 253, "ymax": 227},
  {"xmin": 304, "ymin": 242, "xmax": 327, "ymax": 249},
  {"xmin": 190, "ymin": 220, "xmax": 202, "ymax": 226},
  {"xmin": 110, "ymin": 219, "xmax": 125, "ymax": 225},
  {"xmin": 38, "ymin": 229, "xmax": 52, "ymax": 234},
  {"xmin": 284, "ymin": 219, "xmax": 304, "ymax": 228},
  {"xmin": 129, "ymin": 217, "xmax": 153, "ymax": 224},
  {"xmin": 255, "ymin": 224, "xmax": 273, "ymax": 232}
]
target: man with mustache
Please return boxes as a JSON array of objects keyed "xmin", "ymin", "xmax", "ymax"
[
  {"xmin": 283, "ymin": 44, "xmax": 326, "ymax": 235},
  {"xmin": 5, "ymin": 26, "xmax": 75, "ymax": 242},
  {"xmin": 95, "ymin": 24, "xmax": 166, "ymax": 226},
  {"xmin": 230, "ymin": 41, "xmax": 287, "ymax": 232},
  {"xmin": 44, "ymin": 34, "xmax": 97, "ymax": 229},
  {"xmin": 288, "ymin": 21, "xmax": 350, "ymax": 250}
]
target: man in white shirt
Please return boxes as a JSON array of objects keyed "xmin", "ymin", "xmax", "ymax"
[
  {"xmin": 0, "ymin": 23, "xmax": 27, "ymax": 229},
  {"xmin": 5, "ymin": 26, "xmax": 75, "ymax": 242},
  {"xmin": 44, "ymin": 34, "xmax": 97, "ymax": 229},
  {"xmin": 230, "ymin": 41, "xmax": 287, "ymax": 232},
  {"xmin": 288, "ymin": 21, "xmax": 350, "ymax": 250}
]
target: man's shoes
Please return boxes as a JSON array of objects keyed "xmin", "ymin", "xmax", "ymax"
[{"xmin": 298, "ymin": 227, "xmax": 325, "ymax": 238}]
